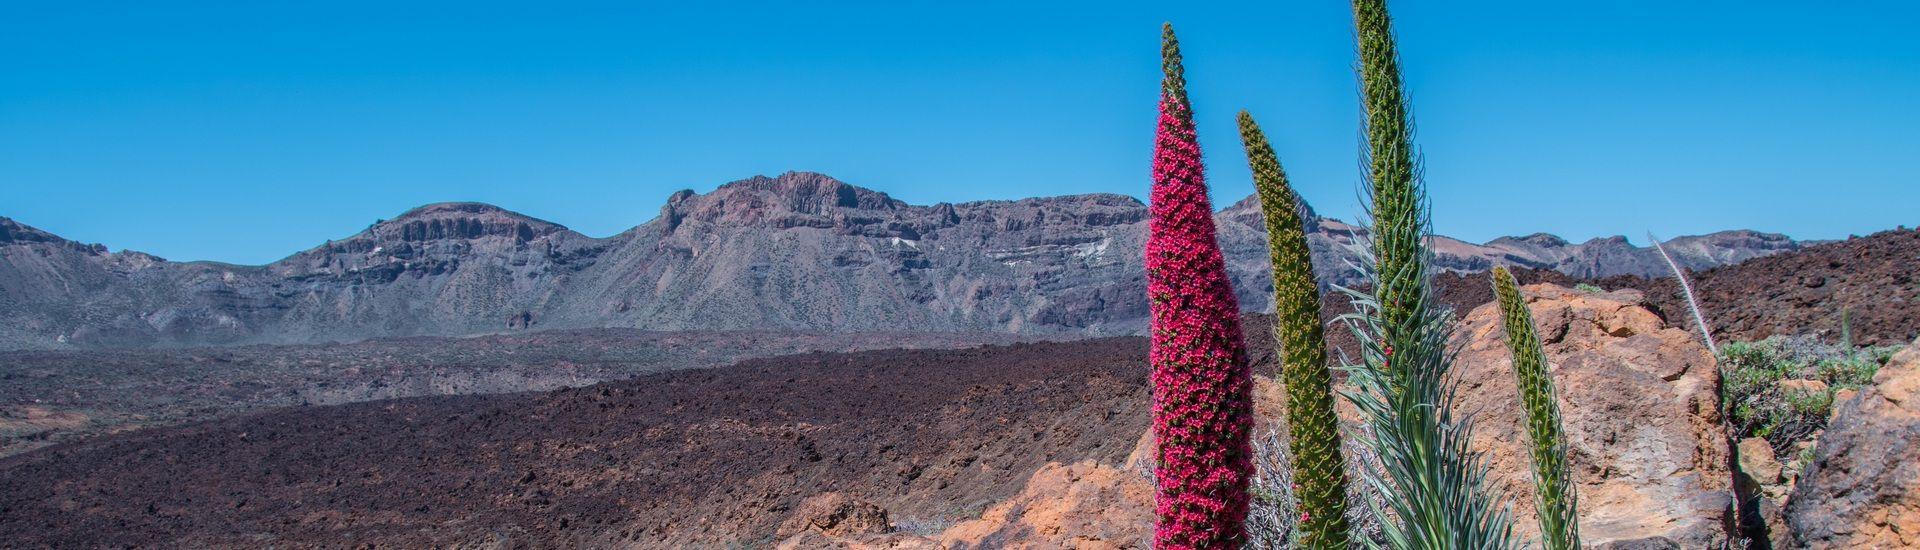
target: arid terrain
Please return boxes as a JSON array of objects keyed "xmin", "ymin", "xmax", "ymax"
[
  {"xmin": 0, "ymin": 264, "xmax": 1590, "ymax": 461},
  {"xmin": 7, "ymin": 270, "xmax": 1910, "ymax": 546},
  {"xmin": 0, "ymin": 339, "xmax": 1157, "ymax": 547},
  {"xmin": 1603, "ymin": 228, "xmax": 1920, "ymax": 346},
  {"xmin": 9, "ymin": 0, "xmax": 1917, "ymax": 546},
  {"xmin": 0, "ymin": 329, "xmax": 1023, "ymax": 458},
  {"xmin": 0, "ymin": 216, "xmax": 1912, "ymax": 547},
  {"xmin": 1432, "ymin": 229, "xmax": 1920, "ymax": 348}
]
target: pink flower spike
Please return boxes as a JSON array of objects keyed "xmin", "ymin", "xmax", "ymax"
[{"xmin": 1146, "ymin": 24, "xmax": 1253, "ymax": 550}]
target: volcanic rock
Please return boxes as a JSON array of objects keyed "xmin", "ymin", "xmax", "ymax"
[
  {"xmin": 806, "ymin": 285, "xmax": 1751, "ymax": 548},
  {"xmin": 776, "ymin": 493, "xmax": 895, "ymax": 539}
]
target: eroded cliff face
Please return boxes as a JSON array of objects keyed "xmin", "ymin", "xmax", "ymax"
[
  {"xmin": 0, "ymin": 202, "xmax": 616, "ymax": 348},
  {"xmin": 550, "ymin": 172, "xmax": 1155, "ymax": 335},
  {"xmin": 0, "ymin": 172, "xmax": 1798, "ymax": 349},
  {"xmin": 259, "ymin": 201, "xmax": 613, "ymax": 342}
]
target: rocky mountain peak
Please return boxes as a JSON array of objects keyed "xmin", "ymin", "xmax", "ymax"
[
  {"xmin": 392, "ymin": 201, "xmax": 514, "ymax": 219},
  {"xmin": 1, "ymin": 217, "xmax": 64, "ymax": 246},
  {"xmin": 1668, "ymin": 229, "xmax": 1795, "ymax": 249},
  {"xmin": 1218, "ymin": 193, "xmax": 1321, "ymax": 233},
  {"xmin": 1490, "ymin": 233, "xmax": 1571, "ymax": 248},
  {"xmin": 1219, "ymin": 192, "xmax": 1319, "ymax": 218},
  {"xmin": 658, "ymin": 171, "xmax": 908, "ymax": 233},
  {"xmin": 710, "ymin": 171, "xmax": 903, "ymax": 211},
  {"xmin": 0, "ymin": 217, "xmax": 107, "ymax": 254},
  {"xmin": 1657, "ymin": 230, "xmax": 1800, "ymax": 269},
  {"xmin": 364, "ymin": 202, "xmax": 571, "ymax": 244},
  {"xmin": 267, "ymin": 201, "xmax": 597, "ymax": 286}
]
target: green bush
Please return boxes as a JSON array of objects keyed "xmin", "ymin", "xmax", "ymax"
[{"xmin": 1719, "ymin": 337, "xmax": 1900, "ymax": 455}]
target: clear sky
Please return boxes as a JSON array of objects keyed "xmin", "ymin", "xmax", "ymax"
[{"xmin": 3, "ymin": 1, "xmax": 1914, "ymax": 265}]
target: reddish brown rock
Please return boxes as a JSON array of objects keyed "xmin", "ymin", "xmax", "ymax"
[
  {"xmin": 1738, "ymin": 437, "xmax": 1784, "ymax": 487},
  {"xmin": 776, "ymin": 532, "xmax": 938, "ymax": 550},
  {"xmin": 1779, "ymin": 379, "xmax": 1830, "ymax": 396},
  {"xmin": 932, "ymin": 461, "xmax": 1154, "ymax": 549},
  {"xmin": 776, "ymin": 493, "xmax": 894, "ymax": 539},
  {"xmin": 780, "ymin": 460, "xmax": 1155, "ymax": 550},
  {"xmin": 1455, "ymin": 284, "xmax": 1733, "ymax": 547}
]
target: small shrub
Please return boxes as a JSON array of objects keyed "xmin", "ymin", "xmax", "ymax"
[
  {"xmin": 1573, "ymin": 283, "xmax": 1603, "ymax": 294},
  {"xmin": 1243, "ymin": 422, "xmax": 1392, "ymax": 549},
  {"xmin": 1245, "ymin": 427, "xmax": 1301, "ymax": 548},
  {"xmin": 893, "ymin": 516, "xmax": 958, "ymax": 536},
  {"xmin": 1719, "ymin": 337, "xmax": 1900, "ymax": 455}
]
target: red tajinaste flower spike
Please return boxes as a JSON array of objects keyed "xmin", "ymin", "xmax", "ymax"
[{"xmin": 1146, "ymin": 23, "xmax": 1253, "ymax": 550}]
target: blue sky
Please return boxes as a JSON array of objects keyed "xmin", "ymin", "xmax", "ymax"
[{"xmin": 2, "ymin": 1, "xmax": 1914, "ymax": 265}]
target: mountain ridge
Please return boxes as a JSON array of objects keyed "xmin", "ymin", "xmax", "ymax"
[{"xmin": 0, "ymin": 171, "xmax": 1799, "ymax": 349}]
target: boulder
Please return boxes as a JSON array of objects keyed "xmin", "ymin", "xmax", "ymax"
[
  {"xmin": 775, "ymin": 493, "xmax": 894, "ymax": 539},
  {"xmin": 774, "ymin": 531, "xmax": 936, "ymax": 550},
  {"xmin": 1831, "ymin": 389, "xmax": 1860, "ymax": 416},
  {"xmin": 779, "ymin": 461, "xmax": 1154, "ymax": 550},
  {"xmin": 1455, "ymin": 284, "xmax": 1734, "ymax": 547},
  {"xmin": 933, "ymin": 461, "xmax": 1154, "ymax": 549},
  {"xmin": 1738, "ymin": 437, "xmax": 1785, "ymax": 486},
  {"xmin": 1785, "ymin": 336, "xmax": 1920, "ymax": 548},
  {"xmin": 1737, "ymin": 433, "xmax": 1794, "ymax": 544}
]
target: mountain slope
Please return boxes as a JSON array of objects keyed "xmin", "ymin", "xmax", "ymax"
[
  {"xmin": 0, "ymin": 217, "xmax": 262, "ymax": 348},
  {"xmin": 260, "ymin": 202, "xmax": 617, "ymax": 341},
  {"xmin": 0, "ymin": 172, "xmax": 1801, "ymax": 348},
  {"xmin": 1, "ymin": 203, "xmax": 617, "ymax": 348},
  {"xmin": 1596, "ymin": 228, "xmax": 1920, "ymax": 346},
  {"xmin": 546, "ymin": 173, "xmax": 1154, "ymax": 333}
]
